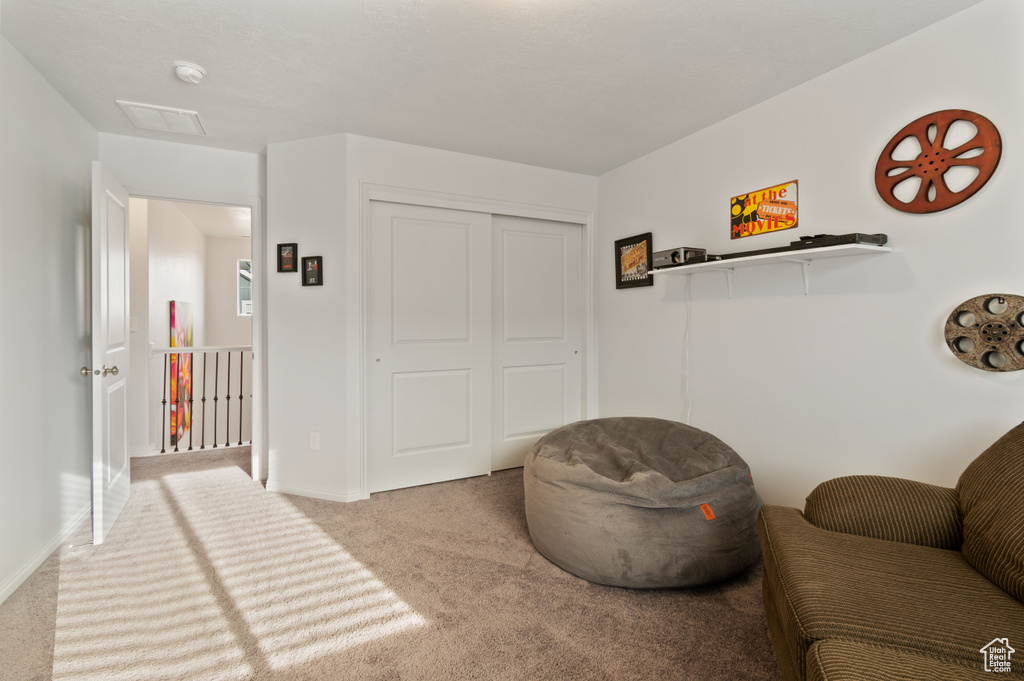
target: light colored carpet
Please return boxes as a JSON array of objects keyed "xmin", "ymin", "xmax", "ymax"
[{"xmin": 0, "ymin": 448, "xmax": 781, "ymax": 680}]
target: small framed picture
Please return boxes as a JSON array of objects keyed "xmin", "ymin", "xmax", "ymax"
[
  {"xmin": 277, "ymin": 243, "xmax": 298, "ymax": 272},
  {"xmin": 301, "ymin": 256, "xmax": 323, "ymax": 286},
  {"xmin": 614, "ymin": 232, "xmax": 653, "ymax": 289}
]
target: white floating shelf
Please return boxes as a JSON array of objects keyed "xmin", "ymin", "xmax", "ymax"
[{"xmin": 649, "ymin": 243, "xmax": 892, "ymax": 297}]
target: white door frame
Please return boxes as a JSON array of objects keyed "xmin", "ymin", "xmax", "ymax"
[
  {"xmin": 125, "ymin": 185, "xmax": 269, "ymax": 481},
  {"xmin": 356, "ymin": 182, "xmax": 596, "ymax": 499}
]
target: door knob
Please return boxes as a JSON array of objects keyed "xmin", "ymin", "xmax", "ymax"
[
  {"xmin": 80, "ymin": 367, "xmax": 99, "ymax": 377},
  {"xmin": 102, "ymin": 365, "xmax": 119, "ymax": 376}
]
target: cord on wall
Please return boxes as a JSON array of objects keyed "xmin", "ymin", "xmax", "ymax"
[{"xmin": 682, "ymin": 274, "xmax": 692, "ymax": 424}]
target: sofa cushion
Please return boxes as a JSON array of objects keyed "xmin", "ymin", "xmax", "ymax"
[
  {"xmin": 806, "ymin": 640, "xmax": 1003, "ymax": 680},
  {"xmin": 759, "ymin": 505, "xmax": 1024, "ymax": 679},
  {"xmin": 957, "ymin": 421, "xmax": 1024, "ymax": 602},
  {"xmin": 804, "ymin": 475, "xmax": 962, "ymax": 550}
]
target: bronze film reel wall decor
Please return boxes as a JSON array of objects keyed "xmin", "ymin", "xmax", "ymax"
[
  {"xmin": 875, "ymin": 109, "xmax": 1001, "ymax": 214},
  {"xmin": 944, "ymin": 294, "xmax": 1024, "ymax": 372}
]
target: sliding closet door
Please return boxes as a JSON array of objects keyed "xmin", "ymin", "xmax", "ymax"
[
  {"xmin": 492, "ymin": 216, "xmax": 583, "ymax": 470},
  {"xmin": 367, "ymin": 202, "xmax": 493, "ymax": 493}
]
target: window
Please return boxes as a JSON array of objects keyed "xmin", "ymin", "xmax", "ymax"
[{"xmin": 238, "ymin": 259, "xmax": 252, "ymax": 316}]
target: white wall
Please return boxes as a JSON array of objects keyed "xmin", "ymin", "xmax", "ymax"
[
  {"xmin": 205, "ymin": 236, "xmax": 253, "ymax": 347},
  {"xmin": 265, "ymin": 134, "xmax": 349, "ymax": 499},
  {"xmin": 265, "ymin": 133, "xmax": 599, "ymax": 500},
  {"xmin": 597, "ymin": 0, "xmax": 1024, "ymax": 508},
  {"xmin": 149, "ymin": 200, "xmax": 207, "ymax": 350},
  {"xmin": 0, "ymin": 37, "xmax": 98, "ymax": 602},
  {"xmin": 99, "ymin": 134, "xmax": 264, "ymax": 202}
]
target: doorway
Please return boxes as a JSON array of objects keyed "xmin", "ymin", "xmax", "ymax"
[{"xmin": 126, "ymin": 195, "xmax": 266, "ymax": 480}]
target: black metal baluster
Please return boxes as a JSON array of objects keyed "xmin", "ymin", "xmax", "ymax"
[
  {"xmin": 188, "ymin": 351, "xmax": 194, "ymax": 451},
  {"xmin": 237, "ymin": 350, "xmax": 245, "ymax": 445},
  {"xmin": 160, "ymin": 353, "xmax": 168, "ymax": 454},
  {"xmin": 200, "ymin": 352, "xmax": 208, "ymax": 450},
  {"xmin": 212, "ymin": 353, "xmax": 220, "ymax": 448},
  {"xmin": 225, "ymin": 352, "xmax": 232, "ymax": 447}
]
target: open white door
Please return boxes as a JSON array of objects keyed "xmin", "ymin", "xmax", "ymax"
[{"xmin": 90, "ymin": 161, "xmax": 131, "ymax": 544}]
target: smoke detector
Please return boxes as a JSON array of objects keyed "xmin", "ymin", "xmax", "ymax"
[{"xmin": 173, "ymin": 61, "xmax": 206, "ymax": 84}]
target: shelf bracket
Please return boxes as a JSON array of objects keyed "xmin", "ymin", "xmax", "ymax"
[
  {"xmin": 781, "ymin": 258, "xmax": 812, "ymax": 295},
  {"xmin": 702, "ymin": 267, "xmax": 736, "ymax": 298}
]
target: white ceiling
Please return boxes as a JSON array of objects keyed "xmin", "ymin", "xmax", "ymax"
[
  {"xmin": 2, "ymin": 0, "xmax": 984, "ymax": 175},
  {"xmin": 168, "ymin": 201, "xmax": 252, "ymax": 239}
]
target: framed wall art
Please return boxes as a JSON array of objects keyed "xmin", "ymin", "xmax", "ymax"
[
  {"xmin": 277, "ymin": 243, "xmax": 298, "ymax": 272},
  {"xmin": 614, "ymin": 233, "xmax": 653, "ymax": 289},
  {"xmin": 301, "ymin": 256, "xmax": 323, "ymax": 286}
]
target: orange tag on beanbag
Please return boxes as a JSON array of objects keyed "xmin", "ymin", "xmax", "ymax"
[{"xmin": 700, "ymin": 503, "xmax": 716, "ymax": 520}]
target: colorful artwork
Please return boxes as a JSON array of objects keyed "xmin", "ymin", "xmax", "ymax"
[
  {"xmin": 169, "ymin": 301, "xmax": 193, "ymax": 446},
  {"xmin": 730, "ymin": 180, "xmax": 798, "ymax": 239}
]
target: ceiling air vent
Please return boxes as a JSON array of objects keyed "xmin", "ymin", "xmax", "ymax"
[{"xmin": 116, "ymin": 100, "xmax": 206, "ymax": 136}]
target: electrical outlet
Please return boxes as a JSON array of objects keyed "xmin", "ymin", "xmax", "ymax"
[{"xmin": 309, "ymin": 431, "xmax": 320, "ymax": 451}]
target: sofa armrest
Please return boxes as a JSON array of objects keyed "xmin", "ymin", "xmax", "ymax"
[{"xmin": 803, "ymin": 475, "xmax": 963, "ymax": 550}]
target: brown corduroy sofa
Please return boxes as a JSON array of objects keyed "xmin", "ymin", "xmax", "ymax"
[{"xmin": 758, "ymin": 422, "xmax": 1024, "ymax": 680}]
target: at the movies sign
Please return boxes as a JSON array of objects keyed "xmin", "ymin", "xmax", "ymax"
[{"xmin": 730, "ymin": 180, "xmax": 798, "ymax": 239}]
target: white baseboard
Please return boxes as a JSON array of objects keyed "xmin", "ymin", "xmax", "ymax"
[
  {"xmin": 265, "ymin": 479, "xmax": 368, "ymax": 503},
  {"xmin": 0, "ymin": 502, "xmax": 91, "ymax": 606}
]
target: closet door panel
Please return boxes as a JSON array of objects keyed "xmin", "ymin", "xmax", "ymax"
[
  {"xmin": 492, "ymin": 216, "xmax": 584, "ymax": 471},
  {"xmin": 368, "ymin": 202, "xmax": 492, "ymax": 493}
]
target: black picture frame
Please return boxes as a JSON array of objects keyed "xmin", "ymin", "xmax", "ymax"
[
  {"xmin": 614, "ymin": 232, "xmax": 653, "ymax": 289},
  {"xmin": 277, "ymin": 243, "xmax": 298, "ymax": 273},
  {"xmin": 301, "ymin": 256, "xmax": 323, "ymax": 286}
]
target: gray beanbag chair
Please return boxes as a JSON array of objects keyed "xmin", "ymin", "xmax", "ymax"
[{"xmin": 523, "ymin": 417, "xmax": 760, "ymax": 588}]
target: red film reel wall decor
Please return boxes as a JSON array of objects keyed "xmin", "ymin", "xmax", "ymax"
[{"xmin": 875, "ymin": 109, "xmax": 1001, "ymax": 214}]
